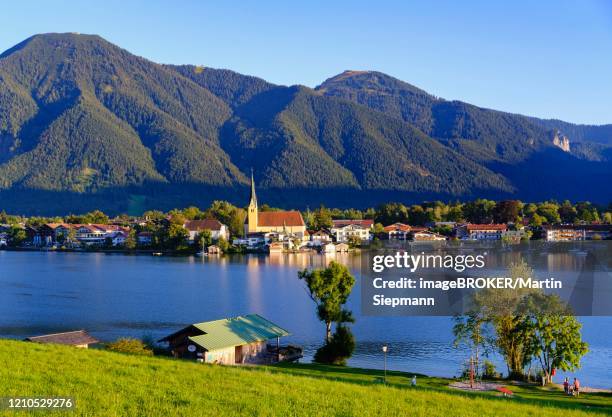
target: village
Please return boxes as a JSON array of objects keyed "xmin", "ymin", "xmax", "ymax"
[{"xmin": 0, "ymin": 175, "xmax": 611, "ymax": 254}]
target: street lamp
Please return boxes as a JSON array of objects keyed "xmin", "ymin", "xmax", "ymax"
[{"xmin": 382, "ymin": 345, "xmax": 388, "ymax": 384}]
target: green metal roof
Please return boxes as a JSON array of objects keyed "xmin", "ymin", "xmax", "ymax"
[{"xmin": 187, "ymin": 314, "xmax": 290, "ymax": 351}]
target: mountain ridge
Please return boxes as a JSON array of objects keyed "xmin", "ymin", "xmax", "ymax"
[{"xmin": 0, "ymin": 33, "xmax": 610, "ymax": 214}]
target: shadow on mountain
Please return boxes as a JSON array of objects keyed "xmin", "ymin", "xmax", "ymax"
[
  {"xmin": 0, "ymin": 183, "xmax": 519, "ymax": 216},
  {"xmin": 489, "ymin": 147, "xmax": 612, "ymax": 202}
]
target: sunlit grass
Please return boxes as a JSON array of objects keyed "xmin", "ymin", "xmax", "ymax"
[{"xmin": 0, "ymin": 340, "xmax": 609, "ymax": 416}]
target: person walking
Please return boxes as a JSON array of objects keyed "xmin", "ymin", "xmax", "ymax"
[
  {"xmin": 573, "ymin": 378, "xmax": 580, "ymax": 396},
  {"xmin": 563, "ymin": 377, "xmax": 569, "ymax": 394}
]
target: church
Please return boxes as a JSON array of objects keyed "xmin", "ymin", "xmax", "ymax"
[{"xmin": 244, "ymin": 172, "xmax": 306, "ymax": 238}]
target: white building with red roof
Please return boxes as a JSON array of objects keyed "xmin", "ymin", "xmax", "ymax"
[
  {"xmin": 457, "ymin": 223, "xmax": 507, "ymax": 240},
  {"xmin": 183, "ymin": 219, "xmax": 229, "ymax": 242}
]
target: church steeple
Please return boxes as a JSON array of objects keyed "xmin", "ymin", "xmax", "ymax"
[
  {"xmin": 249, "ymin": 169, "xmax": 257, "ymax": 208},
  {"xmin": 246, "ymin": 169, "xmax": 258, "ymax": 234}
]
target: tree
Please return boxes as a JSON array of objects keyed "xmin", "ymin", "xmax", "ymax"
[
  {"xmin": 313, "ymin": 325, "xmax": 355, "ymax": 365},
  {"xmin": 196, "ymin": 229, "xmax": 212, "ymax": 250},
  {"xmin": 166, "ymin": 222, "xmax": 188, "ymax": 250},
  {"xmin": 492, "ymin": 200, "xmax": 522, "ymax": 224},
  {"xmin": 536, "ymin": 202, "xmax": 561, "ymax": 224},
  {"xmin": 372, "ymin": 222, "xmax": 384, "ymax": 236},
  {"xmin": 575, "ymin": 202, "xmax": 600, "ymax": 223},
  {"xmin": 312, "ymin": 205, "xmax": 333, "ymax": 230},
  {"xmin": 83, "ymin": 210, "xmax": 109, "ymax": 224},
  {"xmin": 182, "ymin": 206, "xmax": 203, "ymax": 220},
  {"xmin": 7, "ymin": 226, "xmax": 27, "ymax": 247},
  {"xmin": 375, "ymin": 202, "xmax": 409, "ymax": 225},
  {"xmin": 517, "ymin": 293, "xmax": 588, "ymax": 384},
  {"xmin": 347, "ymin": 235, "xmax": 361, "ymax": 248},
  {"xmin": 408, "ymin": 205, "xmax": 431, "ymax": 225},
  {"xmin": 298, "ymin": 261, "xmax": 355, "ymax": 343},
  {"xmin": 66, "ymin": 228, "xmax": 77, "ymax": 246},
  {"xmin": 558, "ymin": 201, "xmax": 577, "ymax": 223},
  {"xmin": 217, "ymin": 236, "xmax": 229, "ymax": 252},
  {"xmin": 471, "ymin": 260, "xmax": 537, "ymax": 379},
  {"xmin": 453, "ymin": 311, "xmax": 489, "ymax": 376},
  {"xmin": 125, "ymin": 229, "xmax": 137, "ymax": 250},
  {"xmin": 205, "ymin": 200, "xmax": 245, "ymax": 236},
  {"xmin": 462, "ymin": 199, "xmax": 495, "ymax": 223}
]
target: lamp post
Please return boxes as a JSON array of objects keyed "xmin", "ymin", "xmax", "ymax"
[{"xmin": 382, "ymin": 345, "xmax": 388, "ymax": 384}]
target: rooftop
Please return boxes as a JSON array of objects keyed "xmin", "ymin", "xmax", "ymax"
[
  {"xmin": 256, "ymin": 211, "xmax": 305, "ymax": 227},
  {"xmin": 332, "ymin": 219, "xmax": 374, "ymax": 228},
  {"xmin": 161, "ymin": 314, "xmax": 290, "ymax": 351},
  {"xmin": 184, "ymin": 219, "xmax": 224, "ymax": 231},
  {"xmin": 25, "ymin": 330, "xmax": 99, "ymax": 346},
  {"xmin": 465, "ymin": 224, "xmax": 507, "ymax": 231}
]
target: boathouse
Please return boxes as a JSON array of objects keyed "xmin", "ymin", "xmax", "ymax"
[{"xmin": 159, "ymin": 314, "xmax": 295, "ymax": 365}]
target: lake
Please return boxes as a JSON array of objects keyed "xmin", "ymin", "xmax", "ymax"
[{"xmin": 0, "ymin": 250, "xmax": 610, "ymax": 388}]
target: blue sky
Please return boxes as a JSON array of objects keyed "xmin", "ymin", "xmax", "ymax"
[{"xmin": 2, "ymin": 0, "xmax": 611, "ymax": 124}]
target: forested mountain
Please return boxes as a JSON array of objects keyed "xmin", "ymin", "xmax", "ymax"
[
  {"xmin": 0, "ymin": 34, "xmax": 610, "ymax": 215},
  {"xmin": 316, "ymin": 70, "xmax": 612, "ymax": 163}
]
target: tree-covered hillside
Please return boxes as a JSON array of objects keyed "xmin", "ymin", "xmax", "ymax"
[{"xmin": 0, "ymin": 34, "xmax": 610, "ymax": 214}]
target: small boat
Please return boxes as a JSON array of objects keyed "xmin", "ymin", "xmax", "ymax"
[{"xmin": 152, "ymin": 252, "xmax": 163, "ymax": 256}]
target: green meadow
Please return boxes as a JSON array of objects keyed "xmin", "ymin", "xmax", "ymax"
[{"xmin": 0, "ymin": 340, "xmax": 609, "ymax": 416}]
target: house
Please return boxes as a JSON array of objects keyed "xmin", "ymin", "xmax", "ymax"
[
  {"xmin": 244, "ymin": 172, "xmax": 306, "ymax": 238},
  {"xmin": 322, "ymin": 242, "xmax": 336, "ymax": 253},
  {"xmin": 74, "ymin": 224, "xmax": 128, "ymax": 246},
  {"xmin": 542, "ymin": 225, "xmax": 585, "ymax": 241},
  {"xmin": 583, "ymin": 224, "xmax": 612, "ymax": 240},
  {"xmin": 412, "ymin": 231, "xmax": 447, "ymax": 241},
  {"xmin": 502, "ymin": 229, "xmax": 527, "ymax": 242},
  {"xmin": 40, "ymin": 223, "xmax": 74, "ymax": 245},
  {"xmin": 268, "ymin": 241, "xmax": 284, "ymax": 253},
  {"xmin": 109, "ymin": 230, "xmax": 128, "ymax": 246},
  {"xmin": 137, "ymin": 231, "xmax": 153, "ymax": 246},
  {"xmin": 383, "ymin": 222, "xmax": 411, "ymax": 240},
  {"xmin": 456, "ymin": 224, "xmax": 507, "ymax": 240},
  {"xmin": 331, "ymin": 219, "xmax": 374, "ymax": 229},
  {"xmin": 233, "ymin": 235, "xmax": 266, "ymax": 248},
  {"xmin": 381, "ymin": 223, "xmax": 428, "ymax": 240},
  {"xmin": 335, "ymin": 242, "xmax": 350, "ymax": 252},
  {"xmin": 29, "ymin": 224, "xmax": 56, "ymax": 246},
  {"xmin": 25, "ymin": 330, "xmax": 99, "ymax": 348},
  {"xmin": 183, "ymin": 219, "xmax": 229, "ymax": 243},
  {"xmin": 306, "ymin": 229, "xmax": 333, "ymax": 246},
  {"xmin": 0, "ymin": 233, "xmax": 7, "ymax": 247},
  {"xmin": 542, "ymin": 224, "xmax": 611, "ymax": 241},
  {"xmin": 330, "ymin": 221, "xmax": 372, "ymax": 243},
  {"xmin": 159, "ymin": 314, "xmax": 292, "ymax": 365},
  {"xmin": 207, "ymin": 245, "xmax": 221, "ymax": 255}
]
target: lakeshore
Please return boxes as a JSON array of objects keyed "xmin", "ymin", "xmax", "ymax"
[{"xmin": 1, "ymin": 250, "xmax": 611, "ymax": 389}]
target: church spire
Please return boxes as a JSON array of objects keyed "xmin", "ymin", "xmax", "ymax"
[
  {"xmin": 249, "ymin": 168, "xmax": 257, "ymax": 207},
  {"xmin": 246, "ymin": 169, "xmax": 258, "ymax": 234}
]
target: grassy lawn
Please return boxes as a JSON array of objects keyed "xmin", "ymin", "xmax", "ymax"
[{"xmin": 0, "ymin": 340, "xmax": 609, "ymax": 417}]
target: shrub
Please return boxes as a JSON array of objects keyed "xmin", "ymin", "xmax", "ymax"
[
  {"xmin": 314, "ymin": 325, "xmax": 355, "ymax": 365},
  {"xmin": 106, "ymin": 338, "xmax": 153, "ymax": 356},
  {"xmin": 482, "ymin": 360, "xmax": 498, "ymax": 379}
]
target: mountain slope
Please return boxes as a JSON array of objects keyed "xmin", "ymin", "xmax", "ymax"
[
  {"xmin": 0, "ymin": 34, "xmax": 610, "ymax": 214},
  {"xmin": 219, "ymin": 86, "xmax": 512, "ymax": 193},
  {"xmin": 0, "ymin": 33, "xmax": 247, "ymax": 191},
  {"xmin": 316, "ymin": 71, "xmax": 612, "ymax": 161}
]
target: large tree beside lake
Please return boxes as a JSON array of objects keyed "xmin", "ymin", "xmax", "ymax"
[{"xmin": 298, "ymin": 261, "xmax": 356, "ymax": 365}]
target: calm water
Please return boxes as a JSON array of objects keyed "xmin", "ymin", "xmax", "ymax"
[{"xmin": 0, "ymin": 250, "xmax": 610, "ymax": 388}]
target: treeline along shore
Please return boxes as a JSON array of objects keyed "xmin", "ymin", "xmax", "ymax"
[{"xmin": 0, "ymin": 198, "xmax": 610, "ymax": 254}]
